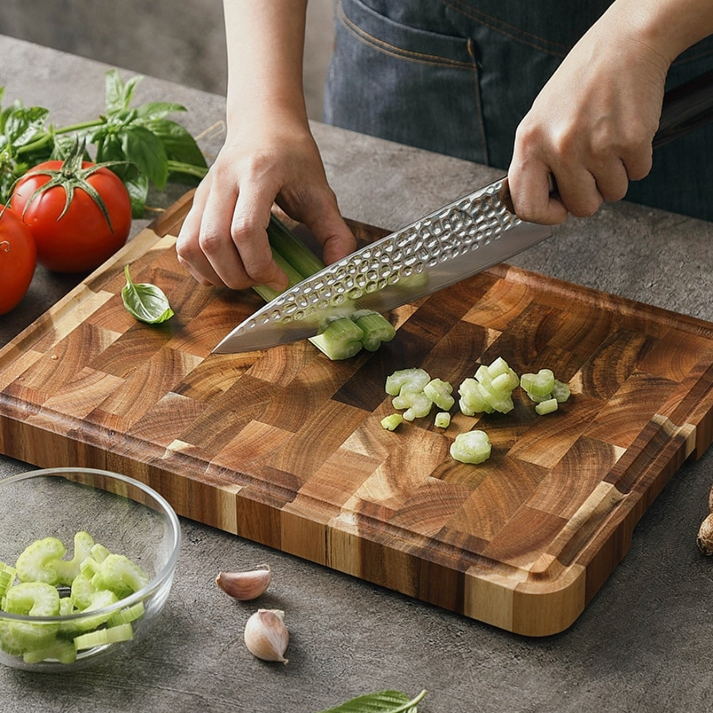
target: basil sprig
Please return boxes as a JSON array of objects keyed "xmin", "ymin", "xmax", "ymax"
[
  {"xmin": 0, "ymin": 69, "xmax": 208, "ymax": 217},
  {"xmin": 316, "ymin": 689, "xmax": 427, "ymax": 713},
  {"xmin": 121, "ymin": 265, "xmax": 174, "ymax": 324}
]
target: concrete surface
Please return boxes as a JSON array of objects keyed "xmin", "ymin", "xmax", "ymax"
[
  {"xmin": 0, "ymin": 0, "xmax": 334, "ymax": 120},
  {"xmin": 2, "ymin": 35, "xmax": 713, "ymax": 713}
]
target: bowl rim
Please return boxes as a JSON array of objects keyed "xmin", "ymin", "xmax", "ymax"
[{"xmin": 0, "ymin": 467, "xmax": 182, "ymax": 623}]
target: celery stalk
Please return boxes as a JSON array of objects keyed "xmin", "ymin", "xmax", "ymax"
[
  {"xmin": 267, "ymin": 214, "xmax": 326, "ymax": 279},
  {"xmin": 255, "ymin": 214, "xmax": 398, "ymax": 359}
]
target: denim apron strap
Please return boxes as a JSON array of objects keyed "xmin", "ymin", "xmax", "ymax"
[{"xmin": 324, "ymin": 0, "xmax": 713, "ymax": 221}]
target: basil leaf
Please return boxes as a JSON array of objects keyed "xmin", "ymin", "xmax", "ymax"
[
  {"xmin": 121, "ymin": 125, "xmax": 169, "ymax": 189},
  {"xmin": 121, "ymin": 170, "xmax": 150, "ymax": 219},
  {"xmin": 142, "ymin": 117, "xmax": 207, "ymax": 168},
  {"xmin": 105, "ymin": 69, "xmax": 143, "ymax": 116},
  {"xmin": 121, "ymin": 265, "xmax": 174, "ymax": 324},
  {"xmin": 134, "ymin": 102, "xmax": 187, "ymax": 121},
  {"xmin": 2, "ymin": 104, "xmax": 49, "ymax": 150},
  {"xmin": 316, "ymin": 689, "xmax": 427, "ymax": 713}
]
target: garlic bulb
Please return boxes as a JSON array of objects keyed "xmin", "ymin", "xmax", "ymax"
[
  {"xmin": 216, "ymin": 565, "xmax": 271, "ymax": 601},
  {"xmin": 244, "ymin": 609, "xmax": 289, "ymax": 663}
]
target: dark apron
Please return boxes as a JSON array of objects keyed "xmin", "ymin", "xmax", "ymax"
[{"xmin": 324, "ymin": 0, "xmax": 713, "ymax": 221}]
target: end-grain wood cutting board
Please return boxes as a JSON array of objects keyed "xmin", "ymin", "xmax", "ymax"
[{"xmin": 2, "ymin": 191, "xmax": 713, "ymax": 636}]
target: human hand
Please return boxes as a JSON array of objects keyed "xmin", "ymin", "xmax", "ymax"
[
  {"xmin": 176, "ymin": 119, "xmax": 356, "ymax": 291},
  {"xmin": 507, "ymin": 8, "xmax": 670, "ymax": 224}
]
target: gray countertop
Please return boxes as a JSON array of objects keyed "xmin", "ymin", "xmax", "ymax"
[{"xmin": 2, "ymin": 35, "xmax": 713, "ymax": 713}]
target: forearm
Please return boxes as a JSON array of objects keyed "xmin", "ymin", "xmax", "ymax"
[
  {"xmin": 222, "ymin": 0, "xmax": 309, "ymax": 136},
  {"xmin": 595, "ymin": 0, "xmax": 713, "ymax": 68}
]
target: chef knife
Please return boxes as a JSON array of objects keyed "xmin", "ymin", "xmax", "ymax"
[{"xmin": 213, "ymin": 69, "xmax": 713, "ymax": 355}]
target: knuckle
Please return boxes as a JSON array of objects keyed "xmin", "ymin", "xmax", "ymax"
[{"xmin": 197, "ymin": 226, "xmax": 226, "ymax": 256}]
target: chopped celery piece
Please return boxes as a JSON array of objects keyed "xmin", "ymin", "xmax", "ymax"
[
  {"xmin": 74, "ymin": 590, "xmax": 120, "ymax": 632},
  {"xmin": 23, "ymin": 638, "xmax": 77, "ymax": 665},
  {"xmin": 351, "ymin": 310, "xmax": 396, "ymax": 351},
  {"xmin": 486, "ymin": 356, "xmax": 511, "ymax": 379},
  {"xmin": 380, "ymin": 413, "xmax": 403, "ymax": 431},
  {"xmin": 459, "ymin": 358, "xmax": 518, "ymax": 415},
  {"xmin": 459, "ymin": 397, "xmax": 477, "ymax": 417},
  {"xmin": 80, "ymin": 555, "xmax": 101, "ymax": 579},
  {"xmin": 94, "ymin": 554, "xmax": 150, "ymax": 598},
  {"xmin": 309, "ymin": 317, "xmax": 365, "ymax": 360},
  {"xmin": 552, "ymin": 379, "xmax": 571, "ymax": 403},
  {"xmin": 0, "ymin": 563, "xmax": 16, "ymax": 598},
  {"xmin": 450, "ymin": 430, "xmax": 492, "ymax": 464},
  {"xmin": 74, "ymin": 622, "xmax": 134, "ymax": 651},
  {"xmin": 435, "ymin": 412, "xmax": 451, "ymax": 429},
  {"xmin": 402, "ymin": 392, "xmax": 433, "ymax": 421},
  {"xmin": 385, "ymin": 368, "xmax": 430, "ymax": 396},
  {"xmin": 15, "ymin": 537, "xmax": 66, "ymax": 585},
  {"xmin": 1, "ymin": 583, "xmax": 61, "ymax": 656},
  {"xmin": 535, "ymin": 397, "xmax": 559, "ymax": 416},
  {"xmin": 50, "ymin": 531, "xmax": 95, "ymax": 586},
  {"xmin": 0, "ymin": 618, "xmax": 58, "ymax": 656},
  {"xmin": 520, "ymin": 369, "xmax": 555, "ymax": 398},
  {"xmin": 70, "ymin": 571, "xmax": 97, "ymax": 610},
  {"xmin": 4, "ymin": 582, "xmax": 60, "ymax": 617},
  {"xmin": 392, "ymin": 389, "xmax": 432, "ymax": 418},
  {"xmin": 424, "ymin": 378, "xmax": 455, "ymax": 411},
  {"xmin": 90, "ymin": 543, "xmax": 111, "ymax": 563},
  {"xmin": 491, "ymin": 370, "xmax": 519, "ymax": 393},
  {"xmin": 108, "ymin": 601, "xmax": 145, "ymax": 628},
  {"xmin": 458, "ymin": 378, "xmax": 494, "ymax": 415}
]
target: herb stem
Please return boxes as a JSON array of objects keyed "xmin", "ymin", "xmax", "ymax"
[
  {"xmin": 167, "ymin": 160, "xmax": 208, "ymax": 179},
  {"xmin": 394, "ymin": 690, "xmax": 428, "ymax": 712},
  {"xmin": 15, "ymin": 120, "xmax": 104, "ymax": 156}
]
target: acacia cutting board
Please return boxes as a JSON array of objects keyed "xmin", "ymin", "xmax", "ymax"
[{"xmin": 2, "ymin": 192, "xmax": 713, "ymax": 636}]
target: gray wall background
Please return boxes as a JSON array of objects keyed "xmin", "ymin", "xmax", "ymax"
[{"xmin": 0, "ymin": 0, "xmax": 335, "ymax": 120}]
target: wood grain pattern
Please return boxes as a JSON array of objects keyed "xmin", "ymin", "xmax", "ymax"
[{"xmin": 2, "ymin": 193, "xmax": 713, "ymax": 636}]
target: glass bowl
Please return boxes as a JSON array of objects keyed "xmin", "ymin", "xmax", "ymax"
[{"xmin": 0, "ymin": 467, "xmax": 181, "ymax": 671}]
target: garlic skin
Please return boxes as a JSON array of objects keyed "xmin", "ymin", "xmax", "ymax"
[
  {"xmin": 216, "ymin": 565, "xmax": 271, "ymax": 601},
  {"xmin": 697, "ymin": 513, "xmax": 713, "ymax": 556},
  {"xmin": 244, "ymin": 609, "xmax": 289, "ymax": 663}
]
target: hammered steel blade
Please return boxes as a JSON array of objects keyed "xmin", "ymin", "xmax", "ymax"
[{"xmin": 212, "ymin": 178, "xmax": 552, "ymax": 354}]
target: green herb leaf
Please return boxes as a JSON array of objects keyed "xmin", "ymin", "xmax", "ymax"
[
  {"xmin": 142, "ymin": 117, "xmax": 208, "ymax": 170},
  {"xmin": 316, "ymin": 689, "xmax": 427, "ymax": 713},
  {"xmin": 105, "ymin": 69, "xmax": 142, "ymax": 115},
  {"xmin": 121, "ymin": 125, "xmax": 169, "ymax": 189},
  {"xmin": 121, "ymin": 265, "xmax": 174, "ymax": 324},
  {"xmin": 0, "ymin": 69, "xmax": 208, "ymax": 211},
  {"xmin": 134, "ymin": 102, "xmax": 187, "ymax": 121}
]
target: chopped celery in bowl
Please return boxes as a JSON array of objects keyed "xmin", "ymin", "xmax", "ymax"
[{"xmin": 0, "ymin": 467, "xmax": 181, "ymax": 671}]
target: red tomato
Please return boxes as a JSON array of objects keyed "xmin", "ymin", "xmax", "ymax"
[
  {"xmin": 10, "ymin": 160, "xmax": 132, "ymax": 273},
  {"xmin": 0, "ymin": 207, "xmax": 37, "ymax": 315}
]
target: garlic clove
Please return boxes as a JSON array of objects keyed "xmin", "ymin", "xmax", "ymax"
[
  {"xmin": 697, "ymin": 513, "xmax": 713, "ymax": 556},
  {"xmin": 216, "ymin": 565, "xmax": 272, "ymax": 600},
  {"xmin": 244, "ymin": 608, "xmax": 289, "ymax": 664}
]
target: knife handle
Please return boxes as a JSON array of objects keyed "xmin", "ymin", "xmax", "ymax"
[
  {"xmin": 654, "ymin": 68, "xmax": 713, "ymax": 148},
  {"xmin": 500, "ymin": 68, "xmax": 713, "ymax": 213}
]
